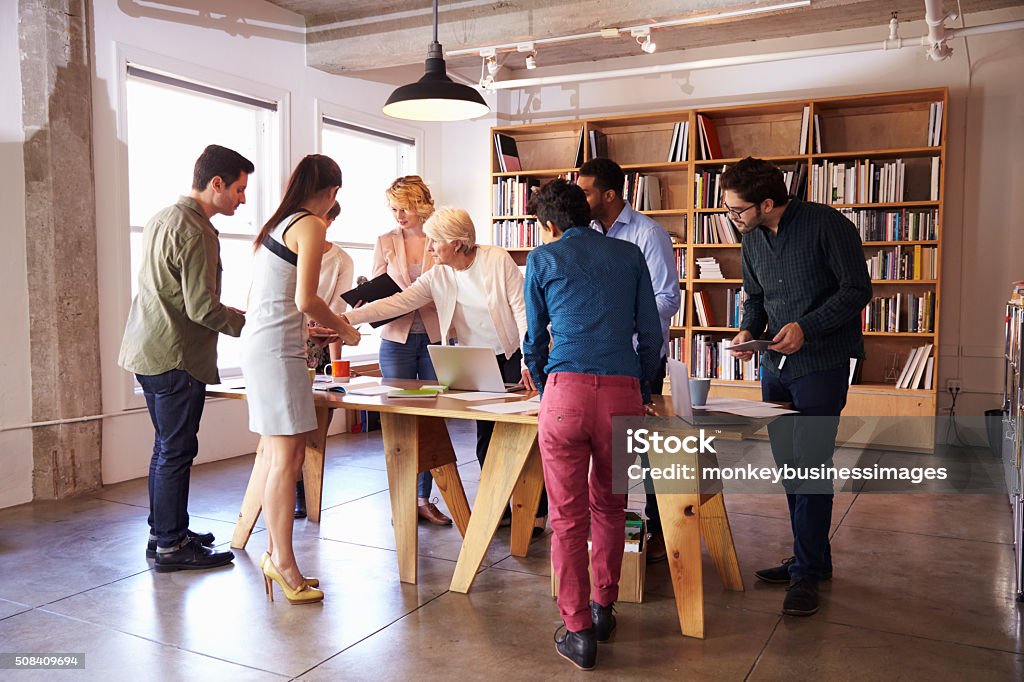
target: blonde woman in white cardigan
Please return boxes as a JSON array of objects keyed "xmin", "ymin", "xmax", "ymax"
[{"xmin": 344, "ymin": 206, "xmax": 549, "ymax": 534}]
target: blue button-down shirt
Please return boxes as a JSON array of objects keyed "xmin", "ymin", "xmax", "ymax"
[
  {"xmin": 591, "ymin": 204, "xmax": 680, "ymax": 357},
  {"xmin": 523, "ymin": 227, "xmax": 663, "ymax": 403}
]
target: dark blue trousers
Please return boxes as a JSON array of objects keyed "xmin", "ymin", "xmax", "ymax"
[
  {"xmin": 761, "ymin": 364, "xmax": 848, "ymax": 583},
  {"xmin": 138, "ymin": 370, "xmax": 207, "ymax": 549}
]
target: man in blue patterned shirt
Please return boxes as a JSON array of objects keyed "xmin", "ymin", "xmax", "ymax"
[
  {"xmin": 578, "ymin": 158, "xmax": 681, "ymax": 563},
  {"xmin": 524, "ymin": 179, "xmax": 661, "ymax": 671},
  {"xmin": 725, "ymin": 157, "xmax": 872, "ymax": 617}
]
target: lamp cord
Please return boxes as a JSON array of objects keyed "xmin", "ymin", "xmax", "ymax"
[{"xmin": 433, "ymin": 0, "xmax": 439, "ymax": 43}]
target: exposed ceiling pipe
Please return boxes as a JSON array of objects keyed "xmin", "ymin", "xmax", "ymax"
[
  {"xmin": 483, "ymin": 18, "xmax": 1024, "ymax": 91},
  {"xmin": 923, "ymin": 0, "xmax": 956, "ymax": 61}
]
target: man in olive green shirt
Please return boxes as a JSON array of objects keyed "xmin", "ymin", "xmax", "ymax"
[{"xmin": 119, "ymin": 144, "xmax": 250, "ymax": 572}]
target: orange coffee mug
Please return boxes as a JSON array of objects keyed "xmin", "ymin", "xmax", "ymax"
[{"xmin": 325, "ymin": 360, "xmax": 350, "ymax": 382}]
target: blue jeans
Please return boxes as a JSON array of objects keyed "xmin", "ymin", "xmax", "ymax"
[
  {"xmin": 137, "ymin": 370, "xmax": 207, "ymax": 549},
  {"xmin": 379, "ymin": 335, "xmax": 437, "ymax": 498},
  {"xmin": 762, "ymin": 365, "xmax": 848, "ymax": 583}
]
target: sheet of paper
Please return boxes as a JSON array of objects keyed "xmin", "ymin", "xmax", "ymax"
[
  {"xmin": 724, "ymin": 339, "xmax": 772, "ymax": 352},
  {"xmin": 715, "ymin": 405, "xmax": 798, "ymax": 417},
  {"xmin": 343, "ymin": 384, "xmax": 399, "ymax": 396},
  {"xmin": 445, "ymin": 392, "xmax": 522, "ymax": 402},
  {"xmin": 526, "ymin": 394, "xmax": 541, "ymax": 403},
  {"xmin": 468, "ymin": 402, "xmax": 540, "ymax": 415}
]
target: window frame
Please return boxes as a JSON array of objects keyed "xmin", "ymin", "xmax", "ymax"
[
  {"xmin": 113, "ymin": 45, "xmax": 289, "ymax": 409},
  {"xmin": 314, "ymin": 99, "xmax": 425, "ymax": 363}
]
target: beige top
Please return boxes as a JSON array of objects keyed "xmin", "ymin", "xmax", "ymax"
[
  {"xmin": 372, "ymin": 228, "xmax": 442, "ymax": 344},
  {"xmin": 118, "ymin": 196, "xmax": 245, "ymax": 385},
  {"xmin": 346, "ymin": 245, "xmax": 527, "ymax": 368}
]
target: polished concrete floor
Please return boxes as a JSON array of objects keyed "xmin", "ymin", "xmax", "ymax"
[{"xmin": 1, "ymin": 421, "xmax": 1023, "ymax": 680}]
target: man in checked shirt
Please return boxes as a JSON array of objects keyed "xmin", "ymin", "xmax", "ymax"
[{"xmin": 725, "ymin": 157, "xmax": 872, "ymax": 616}]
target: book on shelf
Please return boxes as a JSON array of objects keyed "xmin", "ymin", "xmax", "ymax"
[
  {"xmin": 589, "ymin": 129, "xmax": 608, "ymax": 159},
  {"xmin": 494, "ymin": 133, "xmax": 521, "ymax": 172},
  {"xmin": 675, "ymin": 248, "xmax": 686, "ymax": 279},
  {"xmin": 692, "ymin": 333, "xmax": 761, "ymax": 380},
  {"xmin": 694, "ymin": 167, "xmax": 727, "ymax": 209},
  {"xmin": 799, "ymin": 106, "xmax": 810, "ymax": 154},
  {"xmin": 930, "ymin": 157, "xmax": 940, "ymax": 201},
  {"xmin": 623, "ymin": 173, "xmax": 662, "ymax": 211},
  {"xmin": 812, "ymin": 159, "xmax": 910, "ymax": 205},
  {"xmin": 695, "ymin": 256, "xmax": 724, "ymax": 279},
  {"xmin": 697, "ymin": 115, "xmax": 723, "ymax": 160},
  {"xmin": 692, "ymin": 290, "xmax": 715, "ymax": 327},
  {"xmin": 696, "ymin": 214, "xmax": 739, "ymax": 244},
  {"xmin": 725, "ymin": 287, "xmax": 746, "ymax": 329},
  {"xmin": 928, "ymin": 102, "xmax": 943, "ymax": 146},
  {"xmin": 848, "ymin": 358, "xmax": 860, "ymax": 385},
  {"xmin": 895, "ymin": 343, "xmax": 933, "ymax": 390},
  {"xmin": 841, "ymin": 208, "xmax": 938, "ymax": 242},
  {"xmin": 862, "ymin": 291, "xmax": 934, "ymax": 333},
  {"xmin": 493, "ymin": 219, "xmax": 540, "ymax": 249},
  {"xmin": 573, "ymin": 127, "xmax": 585, "ymax": 167},
  {"xmin": 783, "ymin": 163, "xmax": 807, "ymax": 200},
  {"xmin": 864, "ymin": 245, "xmax": 937, "ymax": 280},
  {"xmin": 667, "ymin": 121, "xmax": 689, "ymax": 162},
  {"xmin": 813, "ymin": 113, "xmax": 822, "ymax": 153},
  {"xmin": 492, "ymin": 176, "xmax": 540, "ymax": 216}
]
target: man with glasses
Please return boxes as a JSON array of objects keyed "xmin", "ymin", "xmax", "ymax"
[{"xmin": 723, "ymin": 156, "xmax": 871, "ymax": 616}]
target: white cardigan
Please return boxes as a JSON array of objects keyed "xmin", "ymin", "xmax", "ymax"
[{"xmin": 347, "ymin": 245, "xmax": 527, "ymax": 363}]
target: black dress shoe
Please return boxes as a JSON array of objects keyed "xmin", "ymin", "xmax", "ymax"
[
  {"xmin": 147, "ymin": 529, "xmax": 215, "ymax": 559},
  {"xmin": 154, "ymin": 538, "xmax": 234, "ymax": 573},
  {"xmin": 782, "ymin": 578, "xmax": 820, "ymax": 616},
  {"xmin": 554, "ymin": 625, "xmax": 596, "ymax": 671},
  {"xmin": 295, "ymin": 480, "xmax": 307, "ymax": 519},
  {"xmin": 755, "ymin": 556, "xmax": 833, "ymax": 584},
  {"xmin": 590, "ymin": 601, "xmax": 616, "ymax": 643}
]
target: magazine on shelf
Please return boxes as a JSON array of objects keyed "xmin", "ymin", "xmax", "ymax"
[{"xmin": 493, "ymin": 133, "xmax": 522, "ymax": 172}]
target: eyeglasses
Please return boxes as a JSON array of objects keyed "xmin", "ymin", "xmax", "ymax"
[{"xmin": 722, "ymin": 201, "xmax": 759, "ymax": 219}]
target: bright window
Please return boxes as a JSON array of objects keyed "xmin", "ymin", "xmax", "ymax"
[
  {"xmin": 320, "ymin": 117, "xmax": 416, "ymax": 361},
  {"xmin": 125, "ymin": 66, "xmax": 280, "ymax": 375}
]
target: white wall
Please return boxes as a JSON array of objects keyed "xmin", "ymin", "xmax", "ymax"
[
  {"xmin": 0, "ymin": 0, "xmax": 34, "ymax": 508},
  {"xmin": 443, "ymin": 7, "xmax": 1024, "ymax": 417},
  {"xmin": 89, "ymin": 0, "xmax": 452, "ymax": 487}
]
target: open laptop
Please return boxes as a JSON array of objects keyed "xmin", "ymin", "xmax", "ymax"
[
  {"xmin": 427, "ymin": 345, "xmax": 525, "ymax": 393},
  {"xmin": 667, "ymin": 358, "xmax": 750, "ymax": 425}
]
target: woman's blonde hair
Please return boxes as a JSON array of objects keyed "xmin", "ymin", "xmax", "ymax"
[
  {"xmin": 385, "ymin": 175, "xmax": 435, "ymax": 222},
  {"xmin": 424, "ymin": 207, "xmax": 477, "ymax": 253}
]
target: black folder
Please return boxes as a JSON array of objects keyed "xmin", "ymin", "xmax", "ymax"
[{"xmin": 340, "ymin": 273, "xmax": 404, "ymax": 328}]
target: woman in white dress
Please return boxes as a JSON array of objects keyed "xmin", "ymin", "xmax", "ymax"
[{"xmin": 242, "ymin": 155, "xmax": 359, "ymax": 604}]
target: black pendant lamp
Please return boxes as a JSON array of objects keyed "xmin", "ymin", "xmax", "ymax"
[{"xmin": 383, "ymin": 0, "xmax": 489, "ymax": 121}]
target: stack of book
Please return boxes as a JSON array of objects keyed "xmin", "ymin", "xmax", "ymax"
[
  {"xmin": 696, "ymin": 115, "xmax": 723, "ymax": 160},
  {"xmin": 694, "ymin": 167, "xmax": 727, "ymax": 208},
  {"xmin": 695, "ymin": 214, "xmax": 739, "ymax": 244},
  {"xmin": 896, "ymin": 343, "xmax": 934, "ymax": 390},
  {"xmin": 841, "ymin": 208, "xmax": 938, "ymax": 242},
  {"xmin": 493, "ymin": 133, "xmax": 521, "ymax": 172},
  {"xmin": 725, "ymin": 288, "xmax": 746, "ymax": 329},
  {"xmin": 862, "ymin": 291, "xmax": 935, "ymax": 333},
  {"xmin": 666, "ymin": 121, "xmax": 690, "ymax": 162},
  {"xmin": 622, "ymin": 173, "xmax": 662, "ymax": 211},
  {"xmin": 492, "ymin": 219, "xmax": 540, "ymax": 248},
  {"xmin": 695, "ymin": 256, "xmax": 724, "ymax": 279},
  {"xmin": 675, "ymin": 248, "xmax": 686, "ymax": 279},
  {"xmin": 692, "ymin": 291, "xmax": 715, "ymax": 327},
  {"xmin": 865, "ymin": 245, "xmax": 938, "ymax": 280}
]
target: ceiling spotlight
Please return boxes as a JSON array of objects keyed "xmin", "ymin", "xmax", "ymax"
[
  {"xmin": 632, "ymin": 28, "xmax": 656, "ymax": 54},
  {"xmin": 486, "ymin": 55, "xmax": 499, "ymax": 75},
  {"xmin": 516, "ymin": 42, "xmax": 537, "ymax": 70}
]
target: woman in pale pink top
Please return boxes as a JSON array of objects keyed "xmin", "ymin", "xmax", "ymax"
[{"xmin": 373, "ymin": 176, "xmax": 450, "ymax": 526}]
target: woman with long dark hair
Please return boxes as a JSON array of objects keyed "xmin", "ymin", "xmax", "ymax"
[{"xmin": 241, "ymin": 154, "xmax": 359, "ymax": 604}]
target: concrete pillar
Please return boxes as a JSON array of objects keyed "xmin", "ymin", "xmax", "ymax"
[{"xmin": 19, "ymin": 0, "xmax": 103, "ymax": 498}]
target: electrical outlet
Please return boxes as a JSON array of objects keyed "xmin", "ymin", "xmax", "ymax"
[{"xmin": 946, "ymin": 378, "xmax": 962, "ymax": 393}]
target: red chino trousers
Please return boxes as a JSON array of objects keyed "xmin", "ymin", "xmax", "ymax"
[{"xmin": 538, "ymin": 372, "xmax": 644, "ymax": 632}]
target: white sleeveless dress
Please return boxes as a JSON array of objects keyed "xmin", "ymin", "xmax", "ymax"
[{"xmin": 241, "ymin": 213, "xmax": 317, "ymax": 435}]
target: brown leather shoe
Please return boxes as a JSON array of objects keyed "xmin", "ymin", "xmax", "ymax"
[
  {"xmin": 417, "ymin": 501, "xmax": 453, "ymax": 526},
  {"xmin": 646, "ymin": 531, "xmax": 668, "ymax": 563}
]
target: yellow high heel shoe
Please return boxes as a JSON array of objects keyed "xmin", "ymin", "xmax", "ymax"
[
  {"xmin": 262, "ymin": 556, "xmax": 324, "ymax": 605},
  {"xmin": 261, "ymin": 552, "xmax": 319, "ymax": 588}
]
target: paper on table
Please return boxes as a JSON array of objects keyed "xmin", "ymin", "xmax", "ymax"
[
  {"xmin": 445, "ymin": 392, "xmax": 522, "ymax": 402},
  {"xmin": 692, "ymin": 397, "xmax": 764, "ymax": 411},
  {"xmin": 725, "ymin": 339, "xmax": 772, "ymax": 352},
  {"xmin": 468, "ymin": 402, "xmax": 540, "ymax": 415},
  {"xmin": 526, "ymin": 394, "xmax": 541, "ymax": 403},
  {"xmin": 342, "ymin": 384, "xmax": 399, "ymax": 396},
  {"xmin": 714, "ymin": 405, "xmax": 797, "ymax": 417}
]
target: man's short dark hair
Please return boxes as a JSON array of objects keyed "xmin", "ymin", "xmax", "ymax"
[
  {"xmin": 720, "ymin": 157, "xmax": 790, "ymax": 205},
  {"xmin": 578, "ymin": 157, "xmax": 625, "ymax": 197},
  {"xmin": 192, "ymin": 144, "xmax": 255, "ymax": 191},
  {"xmin": 529, "ymin": 179, "xmax": 592, "ymax": 232}
]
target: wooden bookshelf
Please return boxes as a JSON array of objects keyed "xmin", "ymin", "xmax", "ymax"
[{"xmin": 489, "ymin": 88, "xmax": 947, "ymax": 432}]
